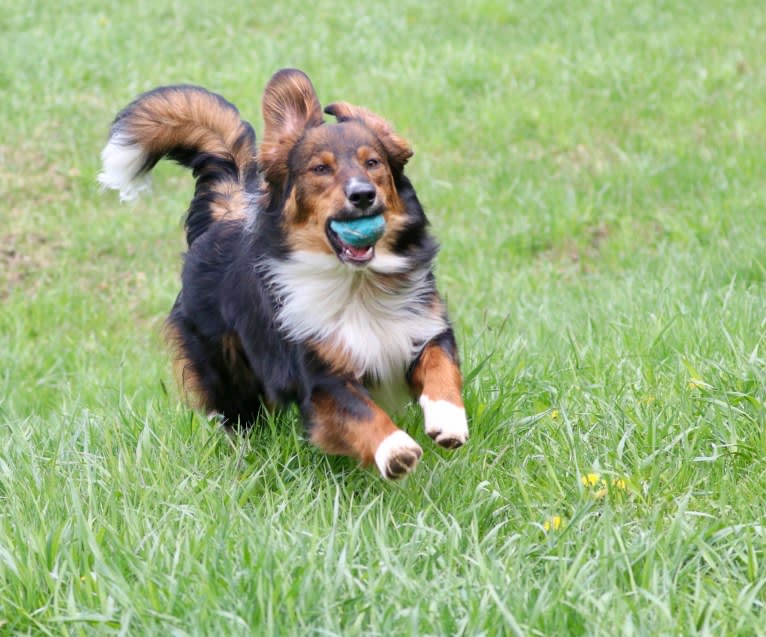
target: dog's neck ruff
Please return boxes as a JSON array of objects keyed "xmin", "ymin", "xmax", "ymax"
[{"xmin": 268, "ymin": 251, "xmax": 447, "ymax": 386}]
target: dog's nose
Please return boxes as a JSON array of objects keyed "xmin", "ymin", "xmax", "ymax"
[{"xmin": 345, "ymin": 179, "xmax": 376, "ymax": 211}]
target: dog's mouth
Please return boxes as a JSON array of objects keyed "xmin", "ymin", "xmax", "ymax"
[{"xmin": 326, "ymin": 212, "xmax": 386, "ymax": 266}]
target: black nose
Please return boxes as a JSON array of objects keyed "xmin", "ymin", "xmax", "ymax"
[{"xmin": 345, "ymin": 180, "xmax": 376, "ymax": 211}]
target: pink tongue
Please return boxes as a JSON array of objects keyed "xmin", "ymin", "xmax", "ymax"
[{"xmin": 347, "ymin": 245, "xmax": 371, "ymax": 259}]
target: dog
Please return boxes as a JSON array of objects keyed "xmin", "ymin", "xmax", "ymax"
[{"xmin": 98, "ymin": 68, "xmax": 468, "ymax": 479}]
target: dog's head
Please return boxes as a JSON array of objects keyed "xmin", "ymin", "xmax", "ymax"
[{"xmin": 258, "ymin": 69, "xmax": 414, "ymax": 267}]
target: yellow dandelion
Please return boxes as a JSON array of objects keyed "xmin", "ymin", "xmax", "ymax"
[
  {"xmin": 612, "ymin": 477, "xmax": 627, "ymax": 491},
  {"xmin": 543, "ymin": 515, "xmax": 563, "ymax": 532},
  {"xmin": 550, "ymin": 409, "xmax": 560, "ymax": 420},
  {"xmin": 581, "ymin": 472, "xmax": 601, "ymax": 487}
]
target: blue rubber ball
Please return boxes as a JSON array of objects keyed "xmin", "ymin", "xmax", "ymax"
[{"xmin": 329, "ymin": 214, "xmax": 386, "ymax": 247}]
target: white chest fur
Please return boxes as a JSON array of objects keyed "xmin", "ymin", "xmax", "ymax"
[{"xmin": 267, "ymin": 251, "xmax": 447, "ymax": 399}]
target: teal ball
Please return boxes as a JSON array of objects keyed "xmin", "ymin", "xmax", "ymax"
[{"xmin": 329, "ymin": 214, "xmax": 386, "ymax": 247}]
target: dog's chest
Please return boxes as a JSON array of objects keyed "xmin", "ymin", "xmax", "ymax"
[{"xmin": 268, "ymin": 253, "xmax": 446, "ymax": 390}]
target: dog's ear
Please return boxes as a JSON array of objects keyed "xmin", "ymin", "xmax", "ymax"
[
  {"xmin": 324, "ymin": 102, "xmax": 413, "ymax": 171},
  {"xmin": 259, "ymin": 69, "xmax": 324, "ymax": 186}
]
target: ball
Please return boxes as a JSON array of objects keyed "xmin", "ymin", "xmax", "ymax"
[{"xmin": 329, "ymin": 214, "xmax": 386, "ymax": 247}]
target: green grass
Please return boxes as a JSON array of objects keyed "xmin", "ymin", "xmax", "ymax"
[{"xmin": 2, "ymin": 0, "xmax": 766, "ymax": 634}]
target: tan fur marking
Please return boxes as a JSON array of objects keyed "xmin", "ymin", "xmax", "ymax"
[
  {"xmin": 281, "ymin": 188, "xmax": 336, "ymax": 254},
  {"xmin": 379, "ymin": 194, "xmax": 409, "ymax": 251},
  {"xmin": 309, "ymin": 388, "xmax": 398, "ymax": 465},
  {"xmin": 126, "ymin": 88, "xmax": 255, "ymax": 177},
  {"xmin": 164, "ymin": 323, "xmax": 209, "ymax": 411},
  {"xmin": 310, "ymin": 339, "xmax": 359, "ymax": 377},
  {"xmin": 208, "ymin": 181, "xmax": 249, "ymax": 222},
  {"xmin": 220, "ymin": 331, "xmax": 248, "ymax": 380},
  {"xmin": 410, "ymin": 343, "xmax": 463, "ymax": 406}
]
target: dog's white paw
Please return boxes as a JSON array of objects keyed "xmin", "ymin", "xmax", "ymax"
[
  {"xmin": 419, "ymin": 395, "xmax": 468, "ymax": 449},
  {"xmin": 374, "ymin": 430, "xmax": 422, "ymax": 479}
]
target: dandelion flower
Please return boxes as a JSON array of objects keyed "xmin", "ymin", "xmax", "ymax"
[
  {"xmin": 612, "ymin": 477, "xmax": 627, "ymax": 491},
  {"xmin": 581, "ymin": 472, "xmax": 601, "ymax": 487},
  {"xmin": 543, "ymin": 515, "xmax": 563, "ymax": 532}
]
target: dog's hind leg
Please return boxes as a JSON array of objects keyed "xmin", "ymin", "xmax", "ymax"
[
  {"xmin": 304, "ymin": 380, "xmax": 422, "ymax": 479},
  {"xmin": 408, "ymin": 330, "xmax": 469, "ymax": 449}
]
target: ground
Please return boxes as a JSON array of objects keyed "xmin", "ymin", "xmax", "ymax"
[{"xmin": 1, "ymin": 1, "xmax": 766, "ymax": 635}]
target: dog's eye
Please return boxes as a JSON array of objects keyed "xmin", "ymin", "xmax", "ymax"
[
  {"xmin": 365, "ymin": 158, "xmax": 380, "ymax": 170},
  {"xmin": 312, "ymin": 164, "xmax": 330, "ymax": 175}
]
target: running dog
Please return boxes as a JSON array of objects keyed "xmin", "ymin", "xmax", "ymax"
[{"xmin": 99, "ymin": 68, "xmax": 468, "ymax": 478}]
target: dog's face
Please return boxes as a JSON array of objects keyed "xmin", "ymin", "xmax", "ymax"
[
  {"xmin": 286, "ymin": 121, "xmax": 401, "ymax": 265},
  {"xmin": 258, "ymin": 69, "xmax": 413, "ymax": 267}
]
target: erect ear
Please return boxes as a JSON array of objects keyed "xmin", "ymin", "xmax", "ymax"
[
  {"xmin": 324, "ymin": 101, "xmax": 413, "ymax": 171},
  {"xmin": 258, "ymin": 68, "xmax": 324, "ymax": 186}
]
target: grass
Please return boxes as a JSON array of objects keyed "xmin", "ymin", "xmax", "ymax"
[{"xmin": 2, "ymin": 0, "xmax": 766, "ymax": 634}]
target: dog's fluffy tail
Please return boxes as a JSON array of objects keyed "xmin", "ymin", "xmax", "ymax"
[{"xmin": 98, "ymin": 85, "xmax": 256, "ymax": 244}]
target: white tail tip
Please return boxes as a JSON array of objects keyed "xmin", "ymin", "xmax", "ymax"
[{"xmin": 97, "ymin": 133, "xmax": 152, "ymax": 202}]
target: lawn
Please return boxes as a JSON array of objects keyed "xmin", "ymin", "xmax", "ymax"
[{"xmin": 2, "ymin": 0, "xmax": 766, "ymax": 634}]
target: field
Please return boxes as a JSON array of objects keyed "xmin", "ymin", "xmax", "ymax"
[{"xmin": 2, "ymin": 1, "xmax": 766, "ymax": 634}]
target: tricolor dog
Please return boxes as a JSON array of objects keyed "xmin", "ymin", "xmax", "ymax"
[{"xmin": 99, "ymin": 68, "xmax": 468, "ymax": 478}]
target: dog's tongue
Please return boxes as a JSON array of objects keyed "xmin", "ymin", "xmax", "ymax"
[{"xmin": 346, "ymin": 245, "xmax": 372, "ymax": 259}]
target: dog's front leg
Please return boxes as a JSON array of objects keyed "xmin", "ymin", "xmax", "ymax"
[
  {"xmin": 304, "ymin": 379, "xmax": 422, "ymax": 479},
  {"xmin": 408, "ymin": 330, "xmax": 469, "ymax": 449}
]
